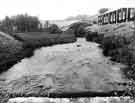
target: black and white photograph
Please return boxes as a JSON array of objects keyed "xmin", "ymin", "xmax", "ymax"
[{"xmin": 0, "ymin": 0, "xmax": 135, "ymax": 103}]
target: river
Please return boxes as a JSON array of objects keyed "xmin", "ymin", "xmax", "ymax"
[{"xmin": 0, "ymin": 38, "xmax": 131, "ymax": 103}]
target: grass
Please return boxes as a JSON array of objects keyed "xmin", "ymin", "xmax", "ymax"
[
  {"xmin": 0, "ymin": 86, "xmax": 10, "ymax": 103},
  {"xmin": 0, "ymin": 31, "xmax": 76, "ymax": 74},
  {"xmin": 0, "ymin": 32, "xmax": 23, "ymax": 73},
  {"xmin": 98, "ymin": 35, "xmax": 135, "ymax": 81},
  {"xmin": 85, "ymin": 24, "xmax": 135, "ymax": 98},
  {"xmin": 86, "ymin": 31, "xmax": 135, "ymax": 77},
  {"xmin": 13, "ymin": 31, "xmax": 76, "ymax": 48},
  {"xmin": 0, "ymin": 31, "xmax": 76, "ymax": 101}
]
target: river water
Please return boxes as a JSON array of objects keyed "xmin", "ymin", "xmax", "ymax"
[
  {"xmin": 0, "ymin": 38, "xmax": 125, "ymax": 82},
  {"xmin": 0, "ymin": 38, "xmax": 131, "ymax": 103}
]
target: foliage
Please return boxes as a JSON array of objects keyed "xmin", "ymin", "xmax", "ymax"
[
  {"xmin": 85, "ymin": 31, "xmax": 104, "ymax": 43},
  {"xmin": 92, "ymin": 20, "xmax": 97, "ymax": 24},
  {"xmin": 0, "ymin": 14, "xmax": 40, "ymax": 33},
  {"xmin": 101, "ymin": 35, "xmax": 131, "ymax": 56},
  {"xmin": 85, "ymin": 32, "xmax": 135, "ymax": 80},
  {"xmin": 85, "ymin": 31, "xmax": 135, "ymax": 99},
  {"xmin": 0, "ymin": 32, "xmax": 24, "ymax": 73},
  {"xmin": 96, "ymin": 35, "xmax": 135, "ymax": 80},
  {"xmin": 0, "ymin": 87, "xmax": 9, "ymax": 103},
  {"xmin": 69, "ymin": 22, "xmax": 92, "ymax": 37},
  {"xmin": 48, "ymin": 24, "xmax": 62, "ymax": 34},
  {"xmin": 98, "ymin": 8, "xmax": 109, "ymax": 14}
]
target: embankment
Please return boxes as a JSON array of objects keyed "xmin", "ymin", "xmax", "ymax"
[{"xmin": 0, "ymin": 31, "xmax": 76, "ymax": 74}]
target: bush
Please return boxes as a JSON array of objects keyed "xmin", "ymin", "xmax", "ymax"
[
  {"xmin": 100, "ymin": 35, "xmax": 135, "ymax": 81},
  {"xmin": 86, "ymin": 32, "xmax": 135, "ymax": 80},
  {"xmin": 101, "ymin": 35, "xmax": 131, "ymax": 56},
  {"xmin": 100, "ymin": 35, "xmax": 134, "ymax": 64},
  {"xmin": 0, "ymin": 87, "xmax": 9, "ymax": 103},
  {"xmin": 98, "ymin": 35, "xmax": 135, "ymax": 80},
  {"xmin": 0, "ymin": 32, "xmax": 24, "ymax": 73},
  {"xmin": 48, "ymin": 24, "xmax": 62, "ymax": 34},
  {"xmin": 69, "ymin": 22, "xmax": 92, "ymax": 37},
  {"xmin": 85, "ymin": 31, "xmax": 104, "ymax": 43}
]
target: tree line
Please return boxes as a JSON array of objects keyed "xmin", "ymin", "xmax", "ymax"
[
  {"xmin": 0, "ymin": 14, "xmax": 63, "ymax": 34},
  {"xmin": 0, "ymin": 14, "xmax": 43, "ymax": 33}
]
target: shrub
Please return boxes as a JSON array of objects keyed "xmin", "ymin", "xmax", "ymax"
[
  {"xmin": 86, "ymin": 31, "xmax": 135, "ymax": 80},
  {"xmin": 48, "ymin": 24, "xmax": 62, "ymax": 34},
  {"xmin": 85, "ymin": 31, "xmax": 104, "ymax": 43},
  {"xmin": 98, "ymin": 35, "xmax": 135, "ymax": 80},
  {"xmin": 0, "ymin": 87, "xmax": 9, "ymax": 103},
  {"xmin": 0, "ymin": 32, "xmax": 24, "ymax": 73},
  {"xmin": 69, "ymin": 22, "xmax": 92, "ymax": 37}
]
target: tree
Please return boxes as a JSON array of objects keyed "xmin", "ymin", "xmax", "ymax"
[
  {"xmin": 14, "ymin": 14, "xmax": 40, "ymax": 32},
  {"xmin": 0, "ymin": 14, "xmax": 40, "ymax": 33},
  {"xmin": 48, "ymin": 24, "xmax": 62, "ymax": 34},
  {"xmin": 0, "ymin": 16, "xmax": 15, "ymax": 33},
  {"xmin": 98, "ymin": 8, "xmax": 109, "ymax": 14},
  {"xmin": 69, "ymin": 22, "xmax": 92, "ymax": 37}
]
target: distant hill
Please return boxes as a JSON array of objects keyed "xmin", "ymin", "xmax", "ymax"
[
  {"xmin": 65, "ymin": 14, "xmax": 98, "ymax": 22},
  {"xmin": 48, "ymin": 14, "xmax": 97, "ymax": 31},
  {"xmin": 49, "ymin": 20, "xmax": 79, "ymax": 27}
]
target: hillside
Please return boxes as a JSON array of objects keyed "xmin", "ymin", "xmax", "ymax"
[{"xmin": 0, "ymin": 31, "xmax": 23, "ymax": 73}]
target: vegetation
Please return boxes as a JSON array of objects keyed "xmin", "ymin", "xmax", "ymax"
[
  {"xmin": 85, "ymin": 30, "xmax": 135, "ymax": 98},
  {"xmin": 98, "ymin": 8, "xmax": 109, "ymax": 14},
  {"xmin": 0, "ymin": 13, "xmax": 77, "ymax": 74},
  {"xmin": 0, "ymin": 14, "xmax": 41, "ymax": 33},
  {"xmin": 85, "ymin": 31, "xmax": 104, "ymax": 43},
  {"xmin": 0, "ymin": 30, "xmax": 76, "ymax": 74},
  {"xmin": 48, "ymin": 24, "xmax": 62, "ymax": 34},
  {"xmin": 0, "ymin": 87, "xmax": 9, "ymax": 103},
  {"xmin": 86, "ymin": 32, "xmax": 135, "ymax": 78},
  {"xmin": 99, "ymin": 35, "xmax": 135, "ymax": 80},
  {"xmin": 69, "ymin": 22, "xmax": 92, "ymax": 37}
]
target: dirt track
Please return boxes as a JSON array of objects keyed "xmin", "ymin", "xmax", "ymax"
[{"xmin": 0, "ymin": 38, "xmax": 127, "ymax": 93}]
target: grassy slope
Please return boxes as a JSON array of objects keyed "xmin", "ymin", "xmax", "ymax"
[
  {"xmin": 86, "ymin": 21, "xmax": 135, "ymax": 80},
  {"xmin": 0, "ymin": 32, "xmax": 23, "ymax": 73},
  {"xmin": 13, "ymin": 32, "xmax": 76, "ymax": 47},
  {"xmin": 0, "ymin": 31, "xmax": 76, "ymax": 74}
]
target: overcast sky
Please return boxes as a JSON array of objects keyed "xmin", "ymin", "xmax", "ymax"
[{"xmin": 0, "ymin": 0, "xmax": 134, "ymax": 20}]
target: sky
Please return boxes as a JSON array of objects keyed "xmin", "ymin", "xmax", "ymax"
[{"xmin": 0, "ymin": 0, "xmax": 134, "ymax": 20}]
